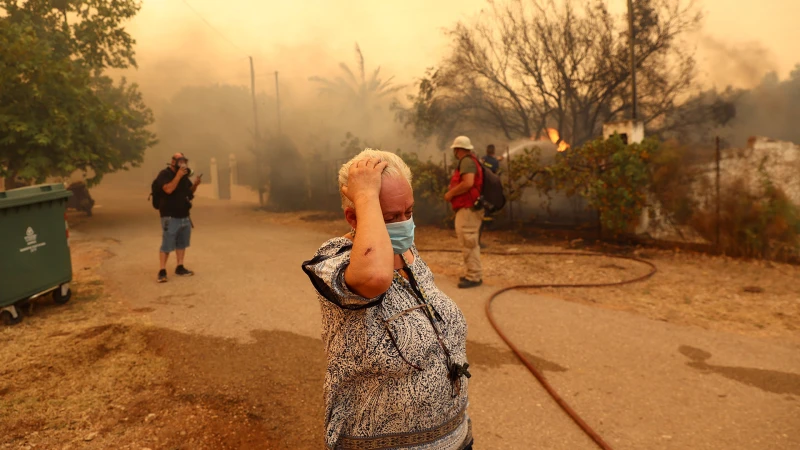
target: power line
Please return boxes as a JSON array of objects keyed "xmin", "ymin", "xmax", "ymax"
[{"xmin": 178, "ymin": 0, "xmax": 248, "ymax": 56}]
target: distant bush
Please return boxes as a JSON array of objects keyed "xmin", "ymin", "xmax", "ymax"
[
  {"xmin": 691, "ymin": 163, "xmax": 800, "ymax": 260},
  {"xmin": 396, "ymin": 150, "xmax": 450, "ymax": 226},
  {"xmin": 647, "ymin": 139, "xmax": 699, "ymax": 226},
  {"xmin": 509, "ymin": 135, "xmax": 658, "ymax": 236}
]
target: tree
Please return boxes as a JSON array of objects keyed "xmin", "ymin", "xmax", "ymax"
[
  {"xmin": 264, "ymin": 134, "xmax": 308, "ymax": 211},
  {"xmin": 310, "ymin": 43, "xmax": 404, "ymax": 138},
  {"xmin": 393, "ymin": 67, "xmax": 481, "ymax": 150},
  {"xmin": 0, "ymin": 0, "xmax": 155, "ymax": 189},
  {"xmin": 310, "ymin": 43, "xmax": 404, "ymax": 110},
  {"xmin": 398, "ymin": 0, "xmax": 702, "ymax": 148}
]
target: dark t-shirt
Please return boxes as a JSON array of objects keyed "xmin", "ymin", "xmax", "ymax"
[
  {"xmin": 481, "ymin": 155, "xmax": 500, "ymax": 174},
  {"xmin": 156, "ymin": 168, "xmax": 194, "ymax": 218}
]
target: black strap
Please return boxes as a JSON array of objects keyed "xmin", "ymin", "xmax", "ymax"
[
  {"xmin": 398, "ymin": 255, "xmax": 471, "ymax": 393},
  {"xmin": 399, "ymin": 255, "xmax": 444, "ymax": 323}
]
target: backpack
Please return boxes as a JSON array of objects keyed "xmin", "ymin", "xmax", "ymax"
[
  {"xmin": 469, "ymin": 156, "xmax": 506, "ymax": 214},
  {"xmin": 149, "ymin": 177, "xmax": 163, "ymax": 210}
]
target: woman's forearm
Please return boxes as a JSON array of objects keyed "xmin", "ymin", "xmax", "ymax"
[{"xmin": 345, "ymin": 196, "xmax": 394, "ymax": 297}]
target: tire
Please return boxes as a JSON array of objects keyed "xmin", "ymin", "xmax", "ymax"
[
  {"xmin": 53, "ymin": 287, "xmax": 72, "ymax": 305},
  {"xmin": 1, "ymin": 310, "xmax": 23, "ymax": 326},
  {"xmin": 15, "ymin": 299, "xmax": 31, "ymax": 316}
]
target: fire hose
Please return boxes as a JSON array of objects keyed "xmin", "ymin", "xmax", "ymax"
[{"xmin": 422, "ymin": 248, "xmax": 658, "ymax": 450}]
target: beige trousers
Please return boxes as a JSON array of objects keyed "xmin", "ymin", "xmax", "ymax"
[{"xmin": 455, "ymin": 208, "xmax": 484, "ymax": 281}]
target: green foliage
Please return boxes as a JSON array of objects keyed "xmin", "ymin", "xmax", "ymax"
[
  {"xmin": 509, "ymin": 136, "xmax": 658, "ymax": 235},
  {"xmin": 395, "ymin": 150, "xmax": 450, "ymax": 225},
  {"xmin": 0, "ymin": 0, "xmax": 154, "ymax": 188},
  {"xmin": 505, "ymin": 147, "xmax": 546, "ymax": 203},
  {"xmin": 556, "ymin": 136, "xmax": 656, "ymax": 233}
]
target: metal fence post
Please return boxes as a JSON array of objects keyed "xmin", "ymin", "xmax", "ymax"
[{"xmin": 716, "ymin": 136, "xmax": 721, "ymax": 250}]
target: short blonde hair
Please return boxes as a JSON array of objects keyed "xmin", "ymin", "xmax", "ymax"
[{"xmin": 338, "ymin": 148, "xmax": 413, "ymax": 210}]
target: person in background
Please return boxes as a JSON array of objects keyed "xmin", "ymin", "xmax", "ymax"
[
  {"xmin": 155, "ymin": 153, "xmax": 201, "ymax": 283},
  {"xmin": 480, "ymin": 144, "xmax": 502, "ymax": 174},
  {"xmin": 479, "ymin": 145, "xmax": 503, "ymax": 248},
  {"xmin": 301, "ymin": 149, "xmax": 473, "ymax": 450},
  {"xmin": 444, "ymin": 136, "xmax": 484, "ymax": 289}
]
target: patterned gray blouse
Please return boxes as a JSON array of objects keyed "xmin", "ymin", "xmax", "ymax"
[{"xmin": 302, "ymin": 237, "xmax": 472, "ymax": 449}]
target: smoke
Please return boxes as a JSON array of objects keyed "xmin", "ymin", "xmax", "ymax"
[
  {"xmin": 104, "ymin": 20, "xmax": 438, "ymax": 210},
  {"xmin": 699, "ymin": 35, "xmax": 779, "ymax": 89},
  {"xmin": 718, "ymin": 67, "xmax": 800, "ymax": 147},
  {"xmin": 99, "ymin": 0, "xmax": 800, "ymax": 201}
]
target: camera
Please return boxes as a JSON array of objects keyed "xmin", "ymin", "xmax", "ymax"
[{"xmin": 179, "ymin": 163, "xmax": 194, "ymax": 177}]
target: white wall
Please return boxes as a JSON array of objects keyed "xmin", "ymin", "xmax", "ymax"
[{"xmin": 693, "ymin": 136, "xmax": 800, "ymax": 206}]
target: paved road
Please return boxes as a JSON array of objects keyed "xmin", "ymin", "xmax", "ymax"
[{"xmin": 76, "ymin": 181, "xmax": 800, "ymax": 450}]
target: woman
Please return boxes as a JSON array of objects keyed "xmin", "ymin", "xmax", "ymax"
[{"xmin": 302, "ymin": 149, "xmax": 473, "ymax": 449}]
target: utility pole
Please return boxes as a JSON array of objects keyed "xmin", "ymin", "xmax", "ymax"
[
  {"xmin": 715, "ymin": 136, "xmax": 721, "ymax": 250},
  {"xmin": 250, "ymin": 56, "xmax": 264, "ymax": 205},
  {"xmin": 628, "ymin": 0, "xmax": 638, "ymax": 120},
  {"xmin": 275, "ymin": 71, "xmax": 282, "ymax": 135}
]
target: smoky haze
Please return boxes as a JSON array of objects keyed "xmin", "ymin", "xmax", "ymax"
[
  {"xmin": 108, "ymin": 34, "xmax": 428, "ymax": 208},
  {"xmin": 101, "ymin": 0, "xmax": 800, "ymax": 201}
]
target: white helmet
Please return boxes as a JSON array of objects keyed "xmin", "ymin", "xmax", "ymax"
[{"xmin": 450, "ymin": 136, "xmax": 474, "ymax": 150}]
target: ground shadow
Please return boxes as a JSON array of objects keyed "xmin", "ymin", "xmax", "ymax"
[
  {"xmin": 678, "ymin": 345, "xmax": 800, "ymax": 396},
  {"xmin": 467, "ymin": 340, "xmax": 567, "ymax": 372},
  {"xmin": 145, "ymin": 328, "xmax": 326, "ymax": 449}
]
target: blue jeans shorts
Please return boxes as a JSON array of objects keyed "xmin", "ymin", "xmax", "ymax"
[{"xmin": 160, "ymin": 217, "xmax": 192, "ymax": 253}]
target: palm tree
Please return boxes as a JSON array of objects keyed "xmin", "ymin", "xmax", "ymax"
[{"xmin": 309, "ymin": 43, "xmax": 404, "ymax": 112}]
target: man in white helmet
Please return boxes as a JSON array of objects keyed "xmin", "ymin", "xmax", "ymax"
[{"xmin": 444, "ymin": 136, "xmax": 484, "ymax": 288}]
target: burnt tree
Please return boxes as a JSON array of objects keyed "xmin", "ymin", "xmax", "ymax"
[{"xmin": 397, "ymin": 0, "xmax": 702, "ymax": 147}]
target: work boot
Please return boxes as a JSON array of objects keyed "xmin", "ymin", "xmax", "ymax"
[
  {"xmin": 157, "ymin": 269, "xmax": 167, "ymax": 283},
  {"xmin": 458, "ymin": 279, "xmax": 482, "ymax": 289},
  {"xmin": 175, "ymin": 265, "xmax": 194, "ymax": 276}
]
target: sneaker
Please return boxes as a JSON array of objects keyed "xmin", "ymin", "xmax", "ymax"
[
  {"xmin": 175, "ymin": 265, "xmax": 194, "ymax": 276},
  {"xmin": 458, "ymin": 279, "xmax": 482, "ymax": 289},
  {"xmin": 157, "ymin": 269, "xmax": 167, "ymax": 283}
]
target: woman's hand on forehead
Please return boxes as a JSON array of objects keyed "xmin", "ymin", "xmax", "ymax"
[{"xmin": 342, "ymin": 158, "xmax": 389, "ymax": 205}]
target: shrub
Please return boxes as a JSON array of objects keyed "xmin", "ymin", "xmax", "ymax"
[
  {"xmin": 396, "ymin": 150, "xmax": 450, "ymax": 225},
  {"xmin": 511, "ymin": 135, "xmax": 657, "ymax": 235},
  {"xmin": 690, "ymin": 163, "xmax": 800, "ymax": 260}
]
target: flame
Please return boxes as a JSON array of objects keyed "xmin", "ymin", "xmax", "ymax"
[{"xmin": 545, "ymin": 128, "xmax": 570, "ymax": 152}]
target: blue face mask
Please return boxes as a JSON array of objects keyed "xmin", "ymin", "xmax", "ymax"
[{"xmin": 386, "ymin": 217, "xmax": 416, "ymax": 254}]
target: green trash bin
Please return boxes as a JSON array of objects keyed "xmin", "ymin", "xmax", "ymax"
[{"xmin": 0, "ymin": 183, "xmax": 74, "ymax": 325}]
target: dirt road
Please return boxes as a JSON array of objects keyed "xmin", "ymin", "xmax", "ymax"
[{"xmin": 3, "ymin": 181, "xmax": 799, "ymax": 449}]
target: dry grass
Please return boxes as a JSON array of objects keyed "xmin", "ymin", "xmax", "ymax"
[
  {"xmin": 261, "ymin": 211, "xmax": 800, "ymax": 339},
  {"xmin": 0, "ymin": 236, "xmax": 297, "ymax": 449}
]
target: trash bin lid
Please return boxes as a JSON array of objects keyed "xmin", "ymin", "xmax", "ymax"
[{"xmin": 0, "ymin": 183, "xmax": 73, "ymax": 210}]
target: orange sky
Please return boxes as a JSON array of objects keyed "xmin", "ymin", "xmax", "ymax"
[{"xmin": 124, "ymin": 0, "xmax": 799, "ymax": 101}]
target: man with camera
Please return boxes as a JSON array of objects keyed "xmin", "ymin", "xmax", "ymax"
[{"xmin": 155, "ymin": 153, "xmax": 202, "ymax": 283}]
